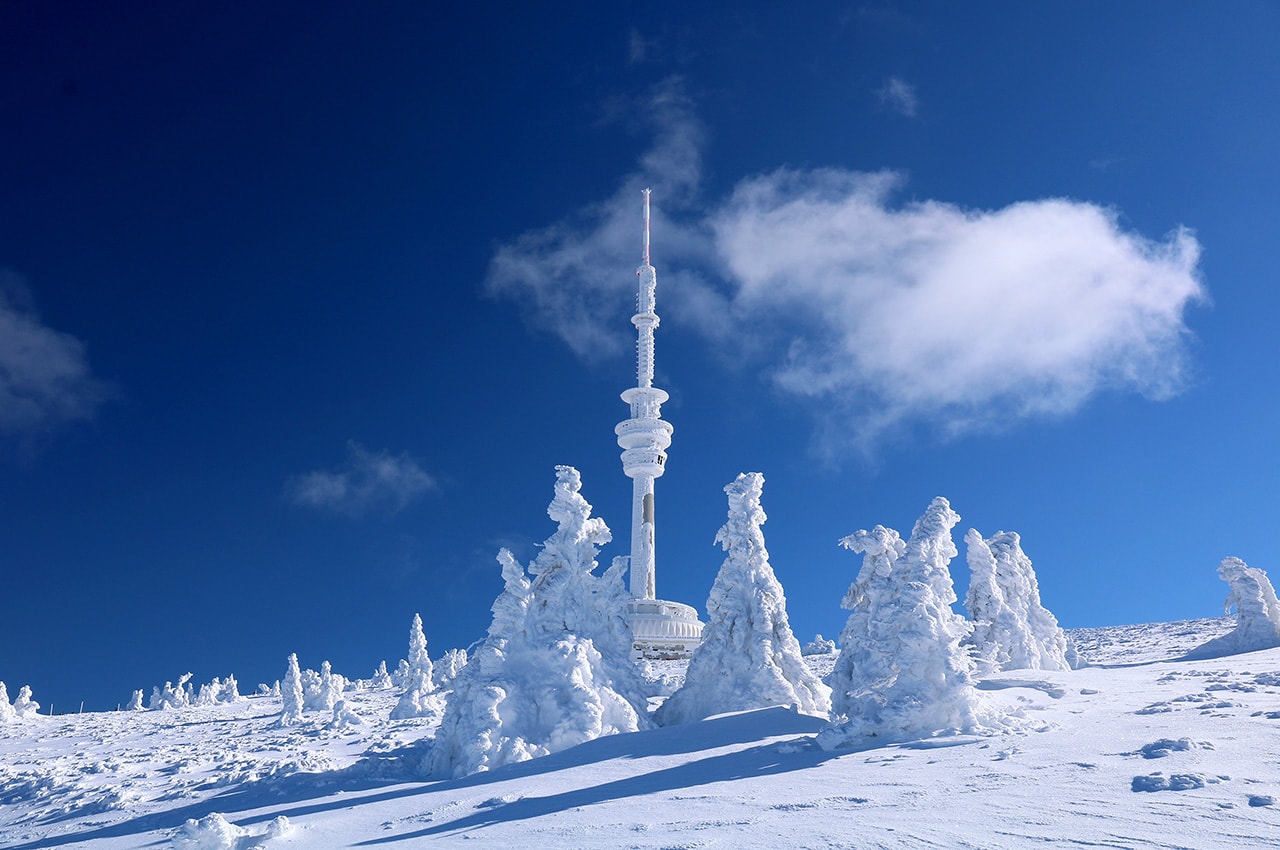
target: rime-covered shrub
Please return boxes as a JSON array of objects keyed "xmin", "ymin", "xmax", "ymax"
[
  {"xmin": 432, "ymin": 648, "xmax": 468, "ymax": 690},
  {"xmin": 280, "ymin": 653, "xmax": 304, "ymax": 725},
  {"xmin": 371, "ymin": 661, "xmax": 393, "ymax": 690},
  {"xmin": 964, "ymin": 529, "xmax": 1072, "ymax": 673},
  {"xmin": 0, "ymin": 682, "xmax": 16, "ymax": 722},
  {"xmin": 149, "ymin": 674, "xmax": 193, "ymax": 710},
  {"xmin": 430, "ymin": 466, "xmax": 648, "ymax": 778},
  {"xmin": 301, "ymin": 661, "xmax": 346, "ymax": 713},
  {"xmin": 1188, "ymin": 557, "xmax": 1280, "ymax": 658},
  {"xmin": 193, "ymin": 675, "xmax": 244, "ymax": 707},
  {"xmin": 127, "ymin": 689, "xmax": 145, "ymax": 711},
  {"xmin": 13, "ymin": 685, "xmax": 40, "ymax": 719},
  {"xmin": 802, "ymin": 635, "xmax": 837, "ymax": 656},
  {"xmin": 820, "ymin": 497, "xmax": 1007, "ymax": 749},
  {"xmin": 657, "ymin": 473, "xmax": 830, "ymax": 725}
]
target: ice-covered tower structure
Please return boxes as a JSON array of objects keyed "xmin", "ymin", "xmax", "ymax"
[{"xmin": 618, "ymin": 189, "xmax": 704, "ymax": 659}]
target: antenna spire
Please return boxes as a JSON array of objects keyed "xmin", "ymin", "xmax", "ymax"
[{"xmin": 642, "ymin": 187, "xmax": 651, "ymax": 266}]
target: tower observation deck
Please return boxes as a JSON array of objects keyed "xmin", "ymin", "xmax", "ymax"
[{"xmin": 618, "ymin": 189, "xmax": 704, "ymax": 659}]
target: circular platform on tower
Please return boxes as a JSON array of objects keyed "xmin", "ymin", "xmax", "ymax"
[{"xmin": 627, "ymin": 597, "xmax": 704, "ymax": 660}]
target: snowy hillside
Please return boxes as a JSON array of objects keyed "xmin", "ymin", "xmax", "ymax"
[{"xmin": 3, "ymin": 617, "xmax": 1279, "ymax": 849}]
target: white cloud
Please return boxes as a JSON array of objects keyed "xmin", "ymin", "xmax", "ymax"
[
  {"xmin": 707, "ymin": 168, "xmax": 1205, "ymax": 451},
  {"xmin": 485, "ymin": 99, "xmax": 1206, "ymax": 456},
  {"xmin": 0, "ymin": 273, "xmax": 111, "ymax": 438},
  {"xmin": 876, "ymin": 77, "xmax": 919, "ymax": 118},
  {"xmin": 287, "ymin": 441, "xmax": 437, "ymax": 517}
]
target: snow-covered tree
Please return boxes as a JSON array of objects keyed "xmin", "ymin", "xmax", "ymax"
[
  {"xmin": 430, "ymin": 466, "xmax": 649, "ymax": 778},
  {"xmin": 432, "ymin": 648, "xmax": 468, "ymax": 690},
  {"xmin": 1188, "ymin": 557, "xmax": 1280, "ymax": 658},
  {"xmin": 964, "ymin": 529, "xmax": 1072, "ymax": 673},
  {"xmin": 657, "ymin": 473, "xmax": 830, "ymax": 725},
  {"xmin": 127, "ymin": 689, "xmax": 145, "ymax": 711},
  {"xmin": 0, "ymin": 682, "xmax": 16, "ymax": 722},
  {"xmin": 390, "ymin": 614, "xmax": 438, "ymax": 719},
  {"xmin": 820, "ymin": 497, "xmax": 1006, "ymax": 749},
  {"xmin": 149, "ymin": 674, "xmax": 193, "ymax": 711},
  {"xmin": 407, "ymin": 613, "xmax": 434, "ymax": 684},
  {"xmin": 281, "ymin": 653, "xmax": 304, "ymax": 724},
  {"xmin": 371, "ymin": 661, "xmax": 393, "ymax": 689},
  {"xmin": 13, "ymin": 685, "xmax": 40, "ymax": 718}
]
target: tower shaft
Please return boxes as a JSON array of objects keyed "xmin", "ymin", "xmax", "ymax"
[{"xmin": 617, "ymin": 188, "xmax": 671, "ymax": 600}]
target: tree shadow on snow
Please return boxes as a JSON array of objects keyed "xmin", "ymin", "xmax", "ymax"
[
  {"xmin": 1, "ymin": 707, "xmax": 831, "ymax": 850},
  {"xmin": 354, "ymin": 712, "xmax": 840, "ymax": 844}
]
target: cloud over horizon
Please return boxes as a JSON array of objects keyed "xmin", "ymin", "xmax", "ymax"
[
  {"xmin": 286, "ymin": 441, "xmax": 438, "ymax": 517},
  {"xmin": 0, "ymin": 272, "xmax": 112, "ymax": 441},
  {"xmin": 485, "ymin": 93, "xmax": 1207, "ymax": 456}
]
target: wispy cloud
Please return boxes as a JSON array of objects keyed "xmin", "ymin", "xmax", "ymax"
[
  {"xmin": 286, "ymin": 441, "xmax": 437, "ymax": 517},
  {"xmin": 875, "ymin": 76, "xmax": 919, "ymax": 118},
  {"xmin": 484, "ymin": 78, "xmax": 711, "ymax": 361},
  {"xmin": 0, "ymin": 272, "xmax": 112, "ymax": 441},
  {"xmin": 486, "ymin": 95, "xmax": 1206, "ymax": 457}
]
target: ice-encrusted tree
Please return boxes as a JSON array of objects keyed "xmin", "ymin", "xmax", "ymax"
[
  {"xmin": 432, "ymin": 648, "xmax": 468, "ymax": 690},
  {"xmin": 127, "ymin": 689, "xmax": 145, "ymax": 711},
  {"xmin": 820, "ymin": 497, "xmax": 1005, "ymax": 749},
  {"xmin": 281, "ymin": 653, "xmax": 304, "ymax": 724},
  {"xmin": 430, "ymin": 465, "xmax": 648, "ymax": 778},
  {"xmin": 1188, "ymin": 557, "xmax": 1280, "ymax": 658},
  {"xmin": 964, "ymin": 529, "xmax": 1072, "ymax": 673},
  {"xmin": 371, "ymin": 661, "xmax": 393, "ymax": 690},
  {"xmin": 391, "ymin": 613, "xmax": 438, "ymax": 720},
  {"xmin": 657, "ymin": 472, "xmax": 830, "ymax": 725},
  {"xmin": 0, "ymin": 682, "xmax": 16, "ymax": 722},
  {"xmin": 802, "ymin": 635, "xmax": 837, "ymax": 656}
]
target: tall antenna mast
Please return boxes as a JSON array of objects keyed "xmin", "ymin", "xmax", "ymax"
[{"xmin": 642, "ymin": 187, "xmax": 651, "ymax": 266}]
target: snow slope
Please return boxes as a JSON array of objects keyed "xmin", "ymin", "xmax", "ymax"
[{"xmin": 3, "ymin": 617, "xmax": 1279, "ymax": 849}]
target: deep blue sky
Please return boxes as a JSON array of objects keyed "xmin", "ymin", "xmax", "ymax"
[{"xmin": 3, "ymin": 2, "xmax": 1278, "ymax": 712}]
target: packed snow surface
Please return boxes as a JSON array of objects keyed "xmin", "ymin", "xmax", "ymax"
[{"xmin": 3, "ymin": 616, "xmax": 1279, "ymax": 848}]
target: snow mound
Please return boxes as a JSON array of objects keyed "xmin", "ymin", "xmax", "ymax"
[
  {"xmin": 1187, "ymin": 557, "xmax": 1280, "ymax": 659},
  {"xmin": 171, "ymin": 813, "xmax": 291, "ymax": 849},
  {"xmin": 964, "ymin": 528, "xmax": 1073, "ymax": 673},
  {"xmin": 429, "ymin": 466, "xmax": 649, "ymax": 777},
  {"xmin": 820, "ymin": 497, "xmax": 1011, "ymax": 749},
  {"xmin": 656, "ymin": 472, "xmax": 830, "ymax": 725}
]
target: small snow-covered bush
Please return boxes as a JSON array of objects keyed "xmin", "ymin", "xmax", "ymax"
[
  {"xmin": 964, "ymin": 529, "xmax": 1072, "ymax": 673},
  {"xmin": 430, "ymin": 466, "xmax": 649, "ymax": 778},
  {"xmin": 13, "ymin": 685, "xmax": 40, "ymax": 719},
  {"xmin": 371, "ymin": 661, "xmax": 393, "ymax": 689},
  {"xmin": 432, "ymin": 648, "xmax": 468, "ymax": 689},
  {"xmin": 802, "ymin": 635, "xmax": 837, "ymax": 656},
  {"xmin": 1188, "ymin": 557, "xmax": 1280, "ymax": 658},
  {"xmin": 820, "ymin": 497, "xmax": 1008, "ymax": 749},
  {"xmin": 657, "ymin": 472, "xmax": 830, "ymax": 725}
]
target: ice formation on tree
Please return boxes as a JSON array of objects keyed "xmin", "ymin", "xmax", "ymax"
[
  {"xmin": 281, "ymin": 653, "xmax": 304, "ymax": 724},
  {"xmin": 149, "ymin": 673, "xmax": 194, "ymax": 710},
  {"xmin": 656, "ymin": 473, "xmax": 830, "ymax": 725},
  {"xmin": 1188, "ymin": 557, "xmax": 1280, "ymax": 658},
  {"xmin": 432, "ymin": 648, "xmax": 468, "ymax": 689},
  {"xmin": 820, "ymin": 497, "xmax": 1007, "ymax": 749},
  {"xmin": 127, "ymin": 689, "xmax": 145, "ymax": 711},
  {"xmin": 429, "ymin": 466, "xmax": 648, "ymax": 778},
  {"xmin": 193, "ymin": 675, "xmax": 244, "ymax": 707},
  {"xmin": 302, "ymin": 661, "xmax": 346, "ymax": 713},
  {"xmin": 371, "ymin": 661, "xmax": 393, "ymax": 689},
  {"xmin": 13, "ymin": 684, "xmax": 40, "ymax": 719},
  {"xmin": 0, "ymin": 682, "xmax": 16, "ymax": 722},
  {"xmin": 964, "ymin": 529, "xmax": 1072, "ymax": 673},
  {"xmin": 802, "ymin": 634, "xmax": 837, "ymax": 656},
  {"xmin": 391, "ymin": 614, "xmax": 439, "ymax": 720}
]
